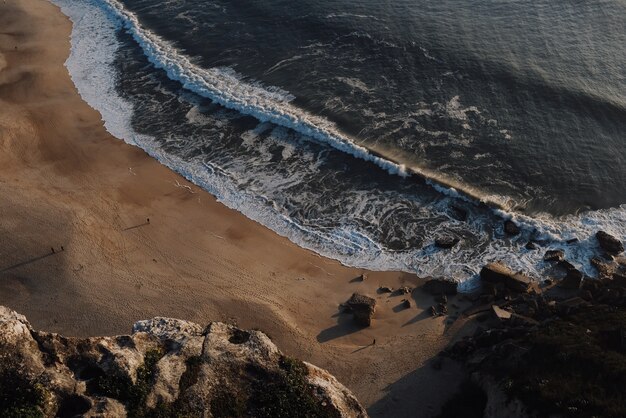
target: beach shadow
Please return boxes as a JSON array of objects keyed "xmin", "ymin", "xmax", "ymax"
[
  {"xmin": 0, "ymin": 251, "xmax": 61, "ymax": 273},
  {"xmin": 402, "ymin": 309, "xmax": 431, "ymax": 327},
  {"xmin": 122, "ymin": 221, "xmax": 150, "ymax": 231},
  {"xmin": 368, "ymin": 358, "xmax": 466, "ymax": 418},
  {"xmin": 351, "ymin": 342, "xmax": 375, "ymax": 353},
  {"xmin": 392, "ymin": 301, "xmax": 411, "ymax": 313},
  {"xmin": 317, "ymin": 311, "xmax": 365, "ymax": 343},
  {"xmin": 349, "ymin": 275, "xmax": 365, "ymax": 283}
]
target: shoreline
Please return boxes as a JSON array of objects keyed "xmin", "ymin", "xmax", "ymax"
[{"xmin": 0, "ymin": 0, "xmax": 465, "ymax": 415}]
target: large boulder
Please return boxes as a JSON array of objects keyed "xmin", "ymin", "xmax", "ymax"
[
  {"xmin": 596, "ymin": 231, "xmax": 624, "ymax": 255},
  {"xmin": 480, "ymin": 262, "xmax": 532, "ymax": 293},
  {"xmin": 346, "ymin": 293, "xmax": 377, "ymax": 327},
  {"xmin": 422, "ymin": 278, "xmax": 458, "ymax": 295},
  {"xmin": 0, "ymin": 306, "xmax": 368, "ymax": 418}
]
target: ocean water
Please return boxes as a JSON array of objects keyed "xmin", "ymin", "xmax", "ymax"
[{"xmin": 51, "ymin": 0, "xmax": 626, "ymax": 290}]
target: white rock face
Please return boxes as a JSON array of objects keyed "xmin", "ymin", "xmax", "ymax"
[{"xmin": 0, "ymin": 306, "xmax": 368, "ymax": 418}]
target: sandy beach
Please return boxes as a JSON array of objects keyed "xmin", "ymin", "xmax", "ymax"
[{"xmin": 0, "ymin": 0, "xmax": 466, "ymax": 415}]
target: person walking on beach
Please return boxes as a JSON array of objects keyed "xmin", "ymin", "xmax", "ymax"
[
  {"xmin": 372, "ymin": 338, "xmax": 376, "ymax": 346},
  {"xmin": 51, "ymin": 247, "xmax": 55, "ymax": 254}
]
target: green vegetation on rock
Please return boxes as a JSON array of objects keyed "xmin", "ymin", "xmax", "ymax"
[{"xmin": 0, "ymin": 348, "xmax": 46, "ymax": 418}]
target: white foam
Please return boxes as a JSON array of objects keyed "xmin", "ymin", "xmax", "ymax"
[
  {"xmin": 48, "ymin": 0, "xmax": 626, "ymax": 291},
  {"xmin": 65, "ymin": 0, "xmax": 410, "ymax": 179}
]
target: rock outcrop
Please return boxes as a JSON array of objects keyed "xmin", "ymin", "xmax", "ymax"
[
  {"xmin": 480, "ymin": 262, "xmax": 533, "ymax": 293},
  {"xmin": 596, "ymin": 230, "xmax": 624, "ymax": 255},
  {"xmin": 0, "ymin": 306, "xmax": 367, "ymax": 418},
  {"xmin": 422, "ymin": 278, "xmax": 458, "ymax": 295},
  {"xmin": 346, "ymin": 293, "xmax": 377, "ymax": 327}
]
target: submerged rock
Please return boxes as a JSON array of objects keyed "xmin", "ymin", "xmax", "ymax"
[
  {"xmin": 596, "ymin": 231, "xmax": 624, "ymax": 255},
  {"xmin": 525, "ymin": 241, "xmax": 538, "ymax": 250},
  {"xmin": 543, "ymin": 249, "xmax": 564, "ymax": 262},
  {"xmin": 435, "ymin": 235, "xmax": 460, "ymax": 249},
  {"xmin": 346, "ymin": 293, "xmax": 377, "ymax": 327},
  {"xmin": 503, "ymin": 220, "xmax": 520, "ymax": 236},
  {"xmin": 0, "ymin": 306, "xmax": 367, "ymax": 418}
]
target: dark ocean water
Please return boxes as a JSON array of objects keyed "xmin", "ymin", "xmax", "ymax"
[{"xmin": 52, "ymin": 0, "xmax": 626, "ymax": 287}]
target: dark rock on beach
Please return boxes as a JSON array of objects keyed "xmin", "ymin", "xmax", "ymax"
[
  {"xmin": 422, "ymin": 278, "xmax": 458, "ymax": 295},
  {"xmin": 480, "ymin": 262, "xmax": 532, "ymax": 293},
  {"xmin": 596, "ymin": 230, "xmax": 624, "ymax": 254},
  {"xmin": 346, "ymin": 293, "xmax": 376, "ymax": 327}
]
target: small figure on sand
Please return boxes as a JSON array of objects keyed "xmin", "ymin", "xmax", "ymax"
[
  {"xmin": 372, "ymin": 338, "xmax": 376, "ymax": 346},
  {"xmin": 51, "ymin": 247, "xmax": 55, "ymax": 254},
  {"xmin": 61, "ymin": 246, "xmax": 64, "ymax": 251},
  {"xmin": 147, "ymin": 218, "xmax": 150, "ymax": 224}
]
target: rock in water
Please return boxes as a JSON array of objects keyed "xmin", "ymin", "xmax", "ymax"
[
  {"xmin": 346, "ymin": 293, "xmax": 377, "ymax": 327},
  {"xmin": 525, "ymin": 241, "xmax": 538, "ymax": 250},
  {"xmin": 0, "ymin": 306, "xmax": 368, "ymax": 418},
  {"xmin": 435, "ymin": 235, "xmax": 460, "ymax": 249},
  {"xmin": 504, "ymin": 220, "xmax": 520, "ymax": 236},
  {"xmin": 422, "ymin": 278, "xmax": 458, "ymax": 295},
  {"xmin": 596, "ymin": 231, "xmax": 624, "ymax": 255},
  {"xmin": 544, "ymin": 249, "xmax": 565, "ymax": 262}
]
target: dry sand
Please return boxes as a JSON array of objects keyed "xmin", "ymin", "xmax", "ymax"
[{"xmin": 0, "ymin": 0, "xmax": 467, "ymax": 415}]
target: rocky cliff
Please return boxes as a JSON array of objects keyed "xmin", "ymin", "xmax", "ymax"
[{"xmin": 0, "ymin": 306, "xmax": 367, "ymax": 418}]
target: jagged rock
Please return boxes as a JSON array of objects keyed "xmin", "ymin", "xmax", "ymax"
[
  {"xmin": 396, "ymin": 286, "xmax": 412, "ymax": 295},
  {"xmin": 438, "ymin": 303, "xmax": 448, "ymax": 315},
  {"xmin": 435, "ymin": 235, "xmax": 460, "ymax": 249},
  {"xmin": 480, "ymin": 262, "xmax": 532, "ymax": 293},
  {"xmin": 401, "ymin": 299, "xmax": 411, "ymax": 309},
  {"xmin": 504, "ymin": 220, "xmax": 520, "ymax": 236},
  {"xmin": 378, "ymin": 286, "xmax": 393, "ymax": 293},
  {"xmin": 430, "ymin": 306, "xmax": 437, "ymax": 317},
  {"xmin": 0, "ymin": 306, "xmax": 367, "ymax": 418},
  {"xmin": 559, "ymin": 270, "xmax": 583, "ymax": 290},
  {"xmin": 596, "ymin": 231, "xmax": 624, "ymax": 255},
  {"xmin": 422, "ymin": 278, "xmax": 458, "ymax": 295},
  {"xmin": 346, "ymin": 293, "xmax": 377, "ymax": 327},
  {"xmin": 435, "ymin": 294, "xmax": 448, "ymax": 304},
  {"xmin": 525, "ymin": 241, "xmax": 537, "ymax": 250},
  {"xmin": 591, "ymin": 257, "xmax": 615, "ymax": 279},
  {"xmin": 544, "ymin": 250, "xmax": 564, "ymax": 262}
]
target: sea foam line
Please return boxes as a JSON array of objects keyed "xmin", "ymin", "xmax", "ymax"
[{"xmin": 89, "ymin": 0, "xmax": 411, "ymax": 179}]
